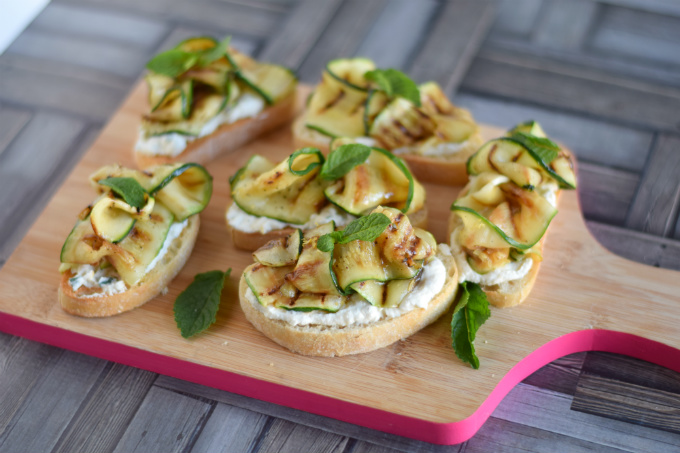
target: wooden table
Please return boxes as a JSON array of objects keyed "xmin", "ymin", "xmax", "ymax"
[{"xmin": 1, "ymin": 1, "xmax": 680, "ymax": 451}]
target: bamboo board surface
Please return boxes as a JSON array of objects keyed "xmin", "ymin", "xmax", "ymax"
[{"xmin": 0, "ymin": 82, "xmax": 679, "ymax": 437}]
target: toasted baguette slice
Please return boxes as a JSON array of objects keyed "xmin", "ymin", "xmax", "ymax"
[
  {"xmin": 447, "ymin": 210, "xmax": 543, "ymax": 308},
  {"xmin": 292, "ymin": 116, "xmax": 484, "ymax": 186},
  {"xmin": 59, "ymin": 216, "xmax": 200, "ymax": 317},
  {"xmin": 135, "ymin": 92, "xmax": 297, "ymax": 169},
  {"xmin": 239, "ymin": 248, "xmax": 458, "ymax": 356},
  {"xmin": 227, "ymin": 204, "xmax": 429, "ymax": 251}
]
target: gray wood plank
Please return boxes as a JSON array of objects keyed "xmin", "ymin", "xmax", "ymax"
[
  {"xmin": 454, "ymin": 92, "xmax": 654, "ymax": 172},
  {"xmin": 578, "ymin": 162, "xmax": 640, "ymax": 225},
  {"xmin": 0, "ymin": 104, "xmax": 31, "ymax": 157},
  {"xmin": 257, "ymin": 0, "xmax": 343, "ymax": 68},
  {"xmin": 586, "ymin": 221, "xmax": 680, "ymax": 271},
  {"xmin": 295, "ymin": 0, "xmax": 388, "ymax": 84},
  {"xmin": 255, "ymin": 418, "xmax": 349, "ymax": 453},
  {"xmin": 351, "ymin": 440, "xmax": 459, "ymax": 453},
  {"xmin": 154, "ymin": 26, "xmax": 259, "ymax": 56},
  {"xmin": 463, "ymin": 416, "xmax": 628, "ymax": 453},
  {"xmin": 112, "ymin": 387, "xmax": 213, "ymax": 453},
  {"xmin": 0, "ymin": 61, "xmax": 125, "ymax": 121},
  {"xmin": 598, "ymin": 0, "xmax": 680, "ymax": 16},
  {"xmin": 408, "ymin": 0, "xmax": 494, "ymax": 93},
  {"xmin": 59, "ymin": 0, "xmax": 282, "ymax": 38},
  {"xmin": 580, "ymin": 352, "xmax": 680, "ymax": 394},
  {"xmin": 460, "ymin": 50, "xmax": 680, "ymax": 132},
  {"xmin": 521, "ymin": 352, "xmax": 586, "ymax": 396},
  {"xmin": 52, "ymin": 364, "xmax": 157, "ymax": 453},
  {"xmin": 0, "ymin": 334, "xmax": 64, "ymax": 435},
  {"xmin": 625, "ymin": 134, "xmax": 680, "ymax": 237},
  {"xmin": 572, "ymin": 374, "xmax": 680, "ymax": 435},
  {"xmin": 0, "ymin": 350, "xmax": 107, "ymax": 453},
  {"xmin": 190, "ymin": 403, "xmax": 268, "ymax": 453},
  {"xmin": 154, "ymin": 376, "xmax": 449, "ymax": 453},
  {"xmin": 8, "ymin": 29, "xmax": 151, "ymax": 79},
  {"xmin": 590, "ymin": 4, "xmax": 680, "ymax": 67},
  {"xmin": 0, "ymin": 117, "xmax": 92, "ymax": 266},
  {"xmin": 30, "ymin": 2, "xmax": 168, "ymax": 48},
  {"xmin": 490, "ymin": 0, "xmax": 544, "ymax": 38},
  {"xmin": 354, "ymin": 0, "xmax": 439, "ymax": 71},
  {"xmin": 492, "ymin": 383, "xmax": 680, "ymax": 452},
  {"xmin": 532, "ymin": 0, "xmax": 598, "ymax": 50}
]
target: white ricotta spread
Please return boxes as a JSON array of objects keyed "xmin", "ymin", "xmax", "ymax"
[
  {"xmin": 392, "ymin": 140, "xmax": 469, "ymax": 157},
  {"xmin": 246, "ymin": 254, "xmax": 448, "ymax": 327},
  {"xmin": 537, "ymin": 180, "xmax": 559, "ymax": 207},
  {"xmin": 449, "ymin": 226, "xmax": 533, "ymax": 286},
  {"xmin": 135, "ymin": 93, "xmax": 265, "ymax": 157},
  {"xmin": 227, "ymin": 203, "xmax": 356, "ymax": 234},
  {"xmin": 68, "ymin": 219, "xmax": 189, "ymax": 297}
]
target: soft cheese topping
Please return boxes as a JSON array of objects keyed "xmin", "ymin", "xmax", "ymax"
[
  {"xmin": 227, "ymin": 203, "xmax": 356, "ymax": 234},
  {"xmin": 135, "ymin": 93, "xmax": 265, "ymax": 157},
  {"xmin": 393, "ymin": 140, "xmax": 470, "ymax": 157},
  {"xmin": 246, "ymin": 253, "xmax": 448, "ymax": 327},
  {"xmin": 68, "ymin": 220, "xmax": 189, "ymax": 297}
]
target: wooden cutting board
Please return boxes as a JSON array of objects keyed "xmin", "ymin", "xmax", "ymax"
[{"xmin": 0, "ymin": 83, "xmax": 678, "ymax": 445}]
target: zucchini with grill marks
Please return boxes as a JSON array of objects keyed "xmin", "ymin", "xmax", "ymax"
[
  {"xmin": 253, "ymin": 229, "xmax": 303, "ymax": 267},
  {"xmin": 326, "ymin": 58, "xmax": 375, "ymax": 91},
  {"xmin": 332, "ymin": 239, "xmax": 386, "ymax": 293},
  {"xmin": 244, "ymin": 264, "xmax": 297, "ymax": 307},
  {"xmin": 149, "ymin": 163, "xmax": 213, "ymax": 221},
  {"xmin": 419, "ymin": 82, "xmax": 476, "ymax": 144},
  {"xmin": 230, "ymin": 152, "xmax": 328, "ymax": 224},
  {"xmin": 227, "ymin": 50, "xmax": 297, "ymax": 105},
  {"xmin": 279, "ymin": 293, "xmax": 345, "ymax": 312},
  {"xmin": 147, "ymin": 80, "xmax": 194, "ymax": 122},
  {"xmin": 142, "ymin": 91, "xmax": 228, "ymax": 137},
  {"xmin": 287, "ymin": 223, "xmax": 340, "ymax": 295},
  {"xmin": 323, "ymin": 147, "xmax": 424, "ymax": 216},
  {"xmin": 305, "ymin": 72, "xmax": 368, "ymax": 138},
  {"xmin": 369, "ymin": 97, "xmax": 436, "ymax": 149}
]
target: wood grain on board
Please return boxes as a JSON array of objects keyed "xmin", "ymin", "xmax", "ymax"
[{"xmin": 0, "ymin": 83, "xmax": 679, "ymax": 438}]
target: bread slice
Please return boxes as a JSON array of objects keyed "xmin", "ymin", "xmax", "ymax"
[
  {"xmin": 292, "ymin": 115, "xmax": 484, "ymax": 186},
  {"xmin": 59, "ymin": 216, "xmax": 200, "ymax": 317},
  {"xmin": 227, "ymin": 204, "xmax": 429, "ymax": 251},
  {"xmin": 239, "ymin": 248, "xmax": 458, "ymax": 356},
  {"xmin": 135, "ymin": 92, "xmax": 297, "ymax": 169}
]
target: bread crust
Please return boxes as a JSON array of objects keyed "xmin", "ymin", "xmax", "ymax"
[
  {"xmin": 291, "ymin": 115, "xmax": 484, "ymax": 186},
  {"xmin": 135, "ymin": 92, "xmax": 296, "ymax": 169},
  {"xmin": 227, "ymin": 204, "xmax": 429, "ymax": 251},
  {"xmin": 58, "ymin": 215, "xmax": 200, "ymax": 317},
  {"xmin": 239, "ymin": 249, "xmax": 458, "ymax": 356}
]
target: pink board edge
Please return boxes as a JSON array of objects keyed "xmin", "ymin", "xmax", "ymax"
[{"xmin": 1, "ymin": 311, "xmax": 678, "ymax": 445}]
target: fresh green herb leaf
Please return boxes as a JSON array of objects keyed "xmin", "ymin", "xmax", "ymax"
[
  {"xmin": 198, "ymin": 36, "xmax": 231, "ymax": 67},
  {"xmin": 364, "ymin": 68, "xmax": 421, "ymax": 106},
  {"xmin": 174, "ymin": 269, "xmax": 231, "ymax": 338},
  {"xmin": 98, "ymin": 177, "xmax": 147, "ymax": 209},
  {"xmin": 509, "ymin": 131, "xmax": 560, "ymax": 164},
  {"xmin": 288, "ymin": 148, "xmax": 325, "ymax": 176},
  {"xmin": 316, "ymin": 213, "xmax": 391, "ymax": 252},
  {"xmin": 320, "ymin": 144, "xmax": 372, "ymax": 180},
  {"xmin": 451, "ymin": 281, "xmax": 491, "ymax": 369},
  {"xmin": 146, "ymin": 49, "xmax": 198, "ymax": 78}
]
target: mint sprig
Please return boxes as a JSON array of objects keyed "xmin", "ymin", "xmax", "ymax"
[
  {"xmin": 317, "ymin": 213, "xmax": 391, "ymax": 252},
  {"xmin": 451, "ymin": 281, "xmax": 491, "ymax": 369},
  {"xmin": 198, "ymin": 36, "xmax": 231, "ymax": 67},
  {"xmin": 320, "ymin": 143, "xmax": 372, "ymax": 180},
  {"xmin": 509, "ymin": 131, "xmax": 560, "ymax": 164},
  {"xmin": 288, "ymin": 147, "xmax": 325, "ymax": 176},
  {"xmin": 364, "ymin": 68, "xmax": 421, "ymax": 106},
  {"xmin": 174, "ymin": 269, "xmax": 231, "ymax": 338},
  {"xmin": 98, "ymin": 177, "xmax": 147, "ymax": 209},
  {"xmin": 147, "ymin": 49, "xmax": 199, "ymax": 78}
]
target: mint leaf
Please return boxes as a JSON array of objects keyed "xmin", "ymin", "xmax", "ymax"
[
  {"xmin": 451, "ymin": 281, "xmax": 491, "ymax": 369},
  {"xmin": 320, "ymin": 144, "xmax": 372, "ymax": 180},
  {"xmin": 316, "ymin": 213, "xmax": 391, "ymax": 252},
  {"xmin": 364, "ymin": 68, "xmax": 421, "ymax": 106},
  {"xmin": 198, "ymin": 36, "xmax": 231, "ymax": 67},
  {"xmin": 174, "ymin": 269, "xmax": 231, "ymax": 338},
  {"xmin": 147, "ymin": 49, "xmax": 198, "ymax": 78},
  {"xmin": 288, "ymin": 147, "xmax": 325, "ymax": 176},
  {"xmin": 98, "ymin": 177, "xmax": 147, "ymax": 209},
  {"xmin": 509, "ymin": 131, "xmax": 560, "ymax": 164}
]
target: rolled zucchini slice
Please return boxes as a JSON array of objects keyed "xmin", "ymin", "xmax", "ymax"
[
  {"xmin": 369, "ymin": 97, "xmax": 437, "ymax": 149},
  {"xmin": 305, "ymin": 71, "xmax": 368, "ymax": 138},
  {"xmin": 147, "ymin": 79, "xmax": 194, "ymax": 121},
  {"xmin": 89, "ymin": 195, "xmax": 155, "ymax": 244},
  {"xmin": 227, "ymin": 50, "xmax": 297, "ymax": 105},
  {"xmin": 244, "ymin": 263, "xmax": 298, "ymax": 307},
  {"xmin": 325, "ymin": 57, "xmax": 375, "ymax": 91},
  {"xmin": 142, "ymin": 91, "xmax": 228, "ymax": 137},
  {"xmin": 287, "ymin": 222, "xmax": 341, "ymax": 296}
]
